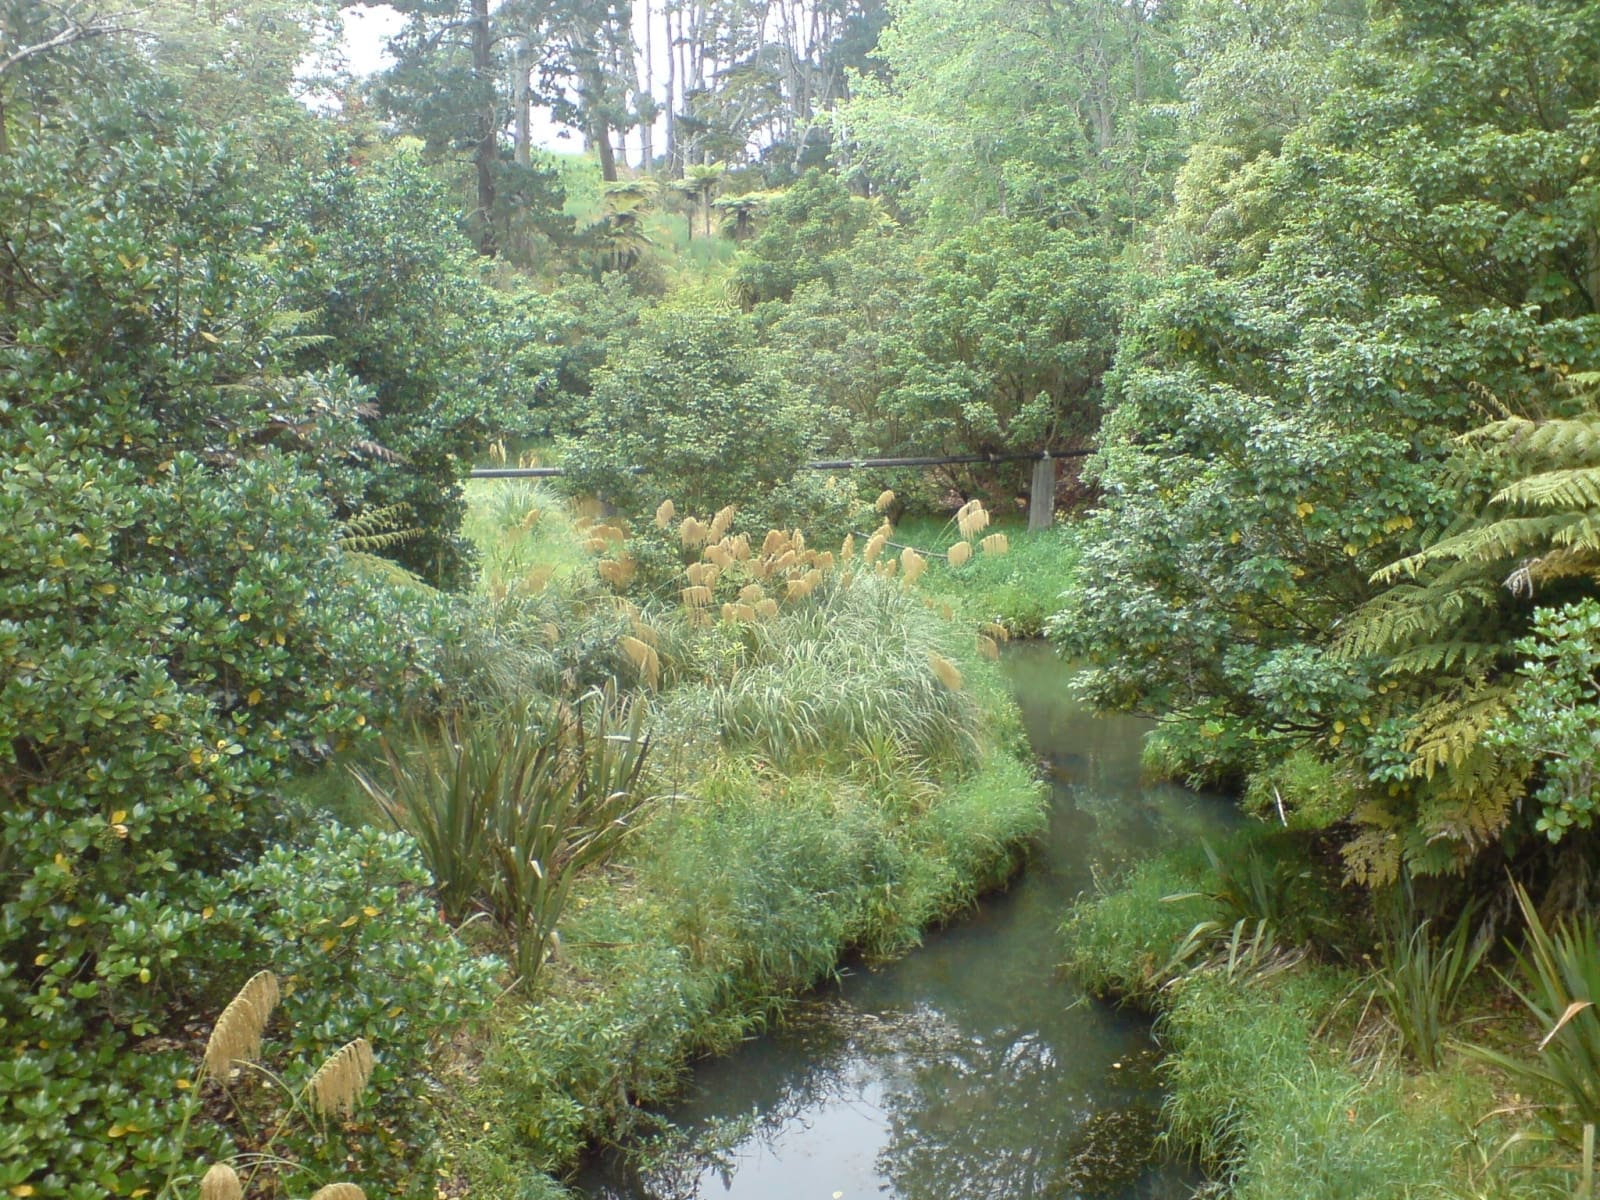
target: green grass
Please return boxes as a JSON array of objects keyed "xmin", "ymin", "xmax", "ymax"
[
  {"xmin": 1063, "ymin": 832, "xmax": 1583, "ymax": 1199},
  {"xmin": 461, "ymin": 478, "xmax": 589, "ymax": 590},
  {"xmin": 891, "ymin": 515, "xmax": 1080, "ymax": 637}
]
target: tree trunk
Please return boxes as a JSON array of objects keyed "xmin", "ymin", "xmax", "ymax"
[
  {"xmin": 639, "ymin": 0, "xmax": 654, "ymax": 169},
  {"xmin": 665, "ymin": 4, "xmax": 678, "ymax": 173},
  {"xmin": 471, "ymin": 0, "xmax": 497, "ymax": 256},
  {"xmin": 594, "ymin": 115, "xmax": 619, "ymax": 181},
  {"xmin": 513, "ymin": 40, "xmax": 531, "ymax": 168}
]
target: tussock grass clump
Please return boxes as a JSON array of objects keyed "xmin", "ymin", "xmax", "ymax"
[{"xmin": 706, "ymin": 576, "xmax": 985, "ymax": 767}]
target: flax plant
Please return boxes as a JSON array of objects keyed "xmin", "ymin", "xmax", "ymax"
[
  {"xmin": 1469, "ymin": 884, "xmax": 1600, "ymax": 1148},
  {"xmin": 357, "ymin": 688, "xmax": 656, "ymax": 985},
  {"xmin": 1371, "ymin": 886, "xmax": 1487, "ymax": 1070}
]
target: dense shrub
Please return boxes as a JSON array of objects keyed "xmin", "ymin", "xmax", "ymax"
[
  {"xmin": 173, "ymin": 827, "xmax": 501, "ymax": 1193},
  {"xmin": 0, "ymin": 84, "xmax": 478, "ymax": 1198},
  {"xmin": 271, "ymin": 149, "xmax": 555, "ymax": 589},
  {"xmin": 559, "ymin": 304, "xmax": 824, "ymax": 524}
]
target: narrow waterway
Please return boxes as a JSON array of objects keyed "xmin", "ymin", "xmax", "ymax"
[{"xmin": 577, "ymin": 643, "xmax": 1237, "ymax": 1200}]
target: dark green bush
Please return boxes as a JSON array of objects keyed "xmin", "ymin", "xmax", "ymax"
[
  {"xmin": 175, "ymin": 826, "xmax": 501, "ymax": 1193},
  {"xmin": 558, "ymin": 304, "xmax": 824, "ymax": 525},
  {"xmin": 0, "ymin": 83, "xmax": 479, "ymax": 1198},
  {"xmin": 270, "ymin": 150, "xmax": 554, "ymax": 589}
]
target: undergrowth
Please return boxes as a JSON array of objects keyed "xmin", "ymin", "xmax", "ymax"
[{"xmin": 1063, "ymin": 828, "xmax": 1586, "ymax": 1199}]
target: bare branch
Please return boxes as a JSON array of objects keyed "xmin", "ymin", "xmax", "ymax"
[{"xmin": 0, "ymin": 3, "xmax": 136, "ymax": 76}]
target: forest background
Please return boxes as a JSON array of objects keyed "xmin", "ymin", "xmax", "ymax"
[{"xmin": 4, "ymin": 0, "xmax": 1600, "ymax": 1196}]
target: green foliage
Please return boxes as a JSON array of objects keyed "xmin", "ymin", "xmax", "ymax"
[
  {"xmin": 357, "ymin": 691, "xmax": 655, "ymax": 985},
  {"xmin": 914, "ymin": 521, "xmax": 1079, "ymax": 637},
  {"xmin": 0, "ymin": 81, "xmax": 454, "ymax": 1199},
  {"xmin": 1062, "ymin": 847, "xmax": 1214, "ymax": 1003},
  {"xmin": 272, "ymin": 148, "xmax": 552, "ymax": 588},
  {"xmin": 1487, "ymin": 599, "xmax": 1600, "ymax": 841},
  {"xmin": 882, "ymin": 218, "xmax": 1115, "ymax": 472},
  {"xmin": 836, "ymin": 0, "xmax": 1179, "ymax": 232},
  {"xmin": 1371, "ymin": 889, "xmax": 1489, "ymax": 1071},
  {"xmin": 1064, "ymin": 846, "xmax": 1551, "ymax": 1199},
  {"xmin": 1242, "ymin": 750, "xmax": 1352, "ymax": 831},
  {"xmin": 178, "ymin": 827, "xmax": 500, "ymax": 1192},
  {"xmin": 1159, "ymin": 970, "xmax": 1476, "ymax": 1199},
  {"xmin": 1060, "ymin": 0, "xmax": 1600, "ymax": 885},
  {"xmin": 559, "ymin": 303, "xmax": 824, "ymax": 524},
  {"xmin": 730, "ymin": 170, "xmax": 884, "ymax": 307},
  {"xmin": 1469, "ymin": 884, "xmax": 1600, "ymax": 1147}
]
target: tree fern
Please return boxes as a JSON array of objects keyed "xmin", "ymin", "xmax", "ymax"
[
  {"xmin": 338, "ymin": 505, "xmax": 426, "ymax": 554},
  {"xmin": 1334, "ymin": 375, "xmax": 1600, "ymax": 879}
]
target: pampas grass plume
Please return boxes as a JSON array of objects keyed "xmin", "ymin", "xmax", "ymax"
[
  {"xmin": 203, "ymin": 970, "xmax": 280, "ymax": 1079},
  {"xmin": 710, "ymin": 504, "xmax": 737, "ymax": 540},
  {"xmin": 620, "ymin": 635, "xmax": 660, "ymax": 687},
  {"xmin": 680, "ymin": 517, "xmax": 708, "ymax": 547},
  {"xmin": 947, "ymin": 541, "xmax": 972, "ymax": 568},
  {"xmin": 309, "ymin": 1186, "xmax": 367, "ymax": 1200},
  {"xmin": 200, "ymin": 1163, "xmax": 244, "ymax": 1200},
  {"xmin": 307, "ymin": 1037, "xmax": 375, "ymax": 1118},
  {"xmin": 874, "ymin": 489, "xmax": 895, "ymax": 513},
  {"xmin": 976, "ymin": 634, "xmax": 1000, "ymax": 661},
  {"xmin": 655, "ymin": 498, "xmax": 676, "ymax": 528},
  {"xmin": 928, "ymin": 653, "xmax": 964, "ymax": 691},
  {"xmin": 981, "ymin": 532, "xmax": 1009, "ymax": 556}
]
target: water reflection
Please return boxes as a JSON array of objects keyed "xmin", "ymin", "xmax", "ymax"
[{"xmin": 577, "ymin": 645, "xmax": 1235, "ymax": 1200}]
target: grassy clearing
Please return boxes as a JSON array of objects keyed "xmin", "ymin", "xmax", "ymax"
[
  {"xmin": 889, "ymin": 514, "xmax": 1080, "ymax": 637},
  {"xmin": 1063, "ymin": 829, "xmax": 1584, "ymax": 1200}
]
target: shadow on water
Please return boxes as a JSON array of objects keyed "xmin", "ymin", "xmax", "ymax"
[{"xmin": 575, "ymin": 643, "xmax": 1238, "ymax": 1200}]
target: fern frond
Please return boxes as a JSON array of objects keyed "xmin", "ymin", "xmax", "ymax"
[
  {"xmin": 1373, "ymin": 515, "xmax": 1575, "ymax": 582},
  {"xmin": 1382, "ymin": 640, "xmax": 1504, "ymax": 677},
  {"xmin": 1524, "ymin": 546, "xmax": 1600, "ymax": 589},
  {"xmin": 340, "ymin": 551, "xmax": 435, "ymax": 593},
  {"xmin": 1417, "ymin": 746, "xmax": 1528, "ymax": 851},
  {"xmin": 1458, "ymin": 415, "xmax": 1536, "ymax": 447},
  {"xmin": 1342, "ymin": 812, "xmax": 1405, "ymax": 888},
  {"xmin": 339, "ymin": 505, "xmax": 425, "ymax": 553},
  {"xmin": 1403, "ymin": 681, "xmax": 1514, "ymax": 781},
  {"xmin": 1492, "ymin": 466, "xmax": 1600, "ymax": 511},
  {"xmin": 1498, "ymin": 415, "xmax": 1600, "ymax": 466}
]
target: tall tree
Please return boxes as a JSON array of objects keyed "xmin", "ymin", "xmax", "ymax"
[{"xmin": 835, "ymin": 0, "xmax": 1180, "ymax": 231}]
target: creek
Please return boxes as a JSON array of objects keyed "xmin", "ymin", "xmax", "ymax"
[{"xmin": 577, "ymin": 643, "xmax": 1237, "ymax": 1199}]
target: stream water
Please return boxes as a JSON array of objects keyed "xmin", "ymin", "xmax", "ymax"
[{"xmin": 576, "ymin": 643, "xmax": 1237, "ymax": 1200}]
